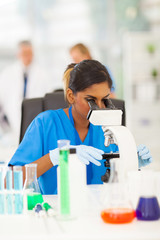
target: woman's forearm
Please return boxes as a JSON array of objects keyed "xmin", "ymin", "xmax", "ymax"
[
  {"xmin": 34, "ymin": 153, "xmax": 53, "ymax": 178},
  {"xmin": 11, "ymin": 154, "xmax": 54, "ymax": 184}
]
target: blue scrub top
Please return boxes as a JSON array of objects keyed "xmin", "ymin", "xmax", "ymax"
[{"xmin": 9, "ymin": 108, "xmax": 118, "ymax": 194}]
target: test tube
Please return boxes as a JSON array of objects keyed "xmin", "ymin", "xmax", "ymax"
[
  {"xmin": 0, "ymin": 164, "xmax": 5, "ymax": 214},
  {"xmin": 13, "ymin": 166, "xmax": 23, "ymax": 214},
  {"xmin": 57, "ymin": 139, "xmax": 70, "ymax": 216},
  {"xmin": 6, "ymin": 167, "xmax": 13, "ymax": 214}
]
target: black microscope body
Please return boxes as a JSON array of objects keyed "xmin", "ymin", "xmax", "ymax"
[
  {"xmin": 87, "ymin": 98, "xmax": 120, "ymax": 183},
  {"xmin": 101, "ymin": 153, "xmax": 119, "ymax": 183}
]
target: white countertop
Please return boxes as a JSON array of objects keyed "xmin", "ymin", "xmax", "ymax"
[{"xmin": 0, "ymin": 185, "xmax": 159, "ymax": 240}]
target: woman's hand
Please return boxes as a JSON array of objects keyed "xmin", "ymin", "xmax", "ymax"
[
  {"xmin": 137, "ymin": 144, "xmax": 153, "ymax": 168},
  {"xmin": 71, "ymin": 145, "xmax": 104, "ymax": 166},
  {"xmin": 49, "ymin": 145, "xmax": 104, "ymax": 166}
]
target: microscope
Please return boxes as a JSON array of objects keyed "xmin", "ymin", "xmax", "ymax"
[{"xmin": 87, "ymin": 99, "xmax": 138, "ymax": 183}]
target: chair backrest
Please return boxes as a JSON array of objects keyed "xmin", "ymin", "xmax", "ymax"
[
  {"xmin": 20, "ymin": 98, "xmax": 44, "ymax": 143},
  {"xmin": 19, "ymin": 92, "xmax": 68, "ymax": 142},
  {"xmin": 44, "ymin": 91, "xmax": 68, "ymax": 110},
  {"xmin": 19, "ymin": 91, "xmax": 126, "ymax": 143}
]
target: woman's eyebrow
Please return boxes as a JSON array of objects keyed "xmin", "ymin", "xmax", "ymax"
[
  {"xmin": 85, "ymin": 95, "xmax": 97, "ymax": 99},
  {"xmin": 103, "ymin": 93, "xmax": 110, "ymax": 98},
  {"xmin": 85, "ymin": 93, "xmax": 110, "ymax": 99}
]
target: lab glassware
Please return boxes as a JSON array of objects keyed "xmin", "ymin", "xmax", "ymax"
[
  {"xmin": 101, "ymin": 159, "xmax": 136, "ymax": 224},
  {"xmin": 13, "ymin": 166, "xmax": 23, "ymax": 214},
  {"xmin": 0, "ymin": 164, "xmax": 5, "ymax": 214},
  {"xmin": 6, "ymin": 167, "xmax": 13, "ymax": 214},
  {"xmin": 136, "ymin": 171, "xmax": 160, "ymax": 221},
  {"xmin": 136, "ymin": 197, "xmax": 160, "ymax": 220},
  {"xmin": 57, "ymin": 139, "xmax": 70, "ymax": 217},
  {"xmin": 23, "ymin": 163, "xmax": 43, "ymax": 210}
]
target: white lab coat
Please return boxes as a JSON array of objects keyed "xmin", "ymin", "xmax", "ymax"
[{"xmin": 0, "ymin": 60, "xmax": 53, "ymax": 145}]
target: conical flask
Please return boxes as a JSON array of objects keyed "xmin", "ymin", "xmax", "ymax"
[
  {"xmin": 23, "ymin": 163, "xmax": 43, "ymax": 210},
  {"xmin": 101, "ymin": 159, "xmax": 136, "ymax": 224},
  {"xmin": 136, "ymin": 170, "xmax": 160, "ymax": 221}
]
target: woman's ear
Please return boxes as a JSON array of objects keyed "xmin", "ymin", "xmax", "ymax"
[{"xmin": 66, "ymin": 88, "xmax": 75, "ymax": 104}]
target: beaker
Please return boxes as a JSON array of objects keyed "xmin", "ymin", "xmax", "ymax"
[
  {"xmin": 57, "ymin": 139, "xmax": 70, "ymax": 217},
  {"xmin": 101, "ymin": 159, "xmax": 136, "ymax": 224},
  {"xmin": 23, "ymin": 163, "xmax": 43, "ymax": 210}
]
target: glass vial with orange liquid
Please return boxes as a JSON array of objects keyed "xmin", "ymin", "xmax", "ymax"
[
  {"xmin": 101, "ymin": 159, "xmax": 136, "ymax": 224},
  {"xmin": 23, "ymin": 163, "xmax": 43, "ymax": 211}
]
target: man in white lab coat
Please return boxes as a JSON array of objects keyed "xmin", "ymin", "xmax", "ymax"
[{"xmin": 0, "ymin": 40, "xmax": 53, "ymax": 146}]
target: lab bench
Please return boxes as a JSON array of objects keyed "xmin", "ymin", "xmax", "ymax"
[{"xmin": 0, "ymin": 185, "xmax": 159, "ymax": 240}]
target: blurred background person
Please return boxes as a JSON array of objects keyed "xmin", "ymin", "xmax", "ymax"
[
  {"xmin": 0, "ymin": 40, "xmax": 53, "ymax": 145},
  {"xmin": 69, "ymin": 43, "xmax": 116, "ymax": 98}
]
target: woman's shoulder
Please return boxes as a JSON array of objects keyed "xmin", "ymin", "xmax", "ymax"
[
  {"xmin": 34, "ymin": 109, "xmax": 68, "ymax": 124},
  {"xmin": 24, "ymin": 109, "xmax": 67, "ymax": 134},
  {"xmin": 36, "ymin": 109, "xmax": 63, "ymax": 118}
]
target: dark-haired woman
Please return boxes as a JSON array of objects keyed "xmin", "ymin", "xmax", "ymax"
[{"xmin": 9, "ymin": 60, "xmax": 152, "ymax": 194}]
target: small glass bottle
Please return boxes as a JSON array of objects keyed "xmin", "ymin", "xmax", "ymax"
[
  {"xmin": 101, "ymin": 159, "xmax": 136, "ymax": 224},
  {"xmin": 23, "ymin": 163, "xmax": 43, "ymax": 210}
]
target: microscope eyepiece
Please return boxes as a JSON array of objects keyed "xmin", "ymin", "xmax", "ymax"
[{"xmin": 104, "ymin": 99, "xmax": 116, "ymax": 109}]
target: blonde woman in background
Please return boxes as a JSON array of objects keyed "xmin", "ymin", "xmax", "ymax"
[{"xmin": 69, "ymin": 43, "xmax": 116, "ymax": 98}]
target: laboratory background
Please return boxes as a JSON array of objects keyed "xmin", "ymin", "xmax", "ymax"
[{"xmin": 0, "ymin": 0, "xmax": 160, "ymax": 172}]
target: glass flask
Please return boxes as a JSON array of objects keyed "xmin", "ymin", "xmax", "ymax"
[
  {"xmin": 136, "ymin": 170, "xmax": 160, "ymax": 221},
  {"xmin": 101, "ymin": 159, "xmax": 136, "ymax": 224},
  {"xmin": 23, "ymin": 163, "xmax": 43, "ymax": 210}
]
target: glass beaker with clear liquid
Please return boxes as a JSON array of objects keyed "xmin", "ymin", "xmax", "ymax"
[
  {"xmin": 101, "ymin": 159, "xmax": 136, "ymax": 224},
  {"xmin": 23, "ymin": 163, "xmax": 43, "ymax": 210}
]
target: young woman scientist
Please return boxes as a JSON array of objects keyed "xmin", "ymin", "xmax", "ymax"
[{"xmin": 9, "ymin": 60, "xmax": 152, "ymax": 194}]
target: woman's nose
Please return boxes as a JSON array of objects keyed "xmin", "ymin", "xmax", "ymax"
[{"xmin": 96, "ymin": 101, "xmax": 105, "ymax": 109}]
